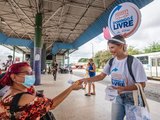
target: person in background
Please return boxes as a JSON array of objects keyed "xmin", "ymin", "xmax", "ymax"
[
  {"xmin": 25, "ymin": 55, "xmax": 30, "ymax": 65},
  {"xmin": 69, "ymin": 66, "xmax": 73, "ymax": 74},
  {"xmin": 85, "ymin": 58, "xmax": 96, "ymax": 96},
  {"xmin": 52, "ymin": 60, "xmax": 58, "ymax": 81},
  {"xmin": 3, "ymin": 55, "xmax": 13, "ymax": 71},
  {"xmin": 78, "ymin": 35, "xmax": 147, "ymax": 120},
  {"xmin": 48, "ymin": 66, "xmax": 51, "ymax": 74}
]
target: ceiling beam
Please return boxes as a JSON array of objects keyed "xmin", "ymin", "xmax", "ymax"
[
  {"xmin": 103, "ymin": 0, "xmax": 106, "ymax": 9},
  {"xmin": 3, "ymin": 44, "xmax": 28, "ymax": 54},
  {"xmin": 44, "ymin": 0, "xmax": 105, "ymax": 11},
  {"xmin": 9, "ymin": 0, "xmax": 34, "ymax": 25},
  {"xmin": 43, "ymin": 6, "xmax": 63, "ymax": 26},
  {"xmin": 3, "ymin": 21, "xmax": 20, "ymax": 38},
  {"xmin": 56, "ymin": 5, "xmax": 65, "ymax": 38},
  {"xmin": 7, "ymin": 0, "xmax": 33, "ymax": 40},
  {"xmin": 65, "ymin": 0, "xmax": 95, "ymax": 42}
]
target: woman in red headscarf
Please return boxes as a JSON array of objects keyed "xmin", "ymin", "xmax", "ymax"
[{"xmin": 0, "ymin": 62, "xmax": 82, "ymax": 119}]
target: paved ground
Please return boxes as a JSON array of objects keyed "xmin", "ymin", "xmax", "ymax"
[
  {"xmin": 34, "ymin": 73, "xmax": 160, "ymax": 120},
  {"xmin": 145, "ymin": 81, "xmax": 160, "ymax": 102}
]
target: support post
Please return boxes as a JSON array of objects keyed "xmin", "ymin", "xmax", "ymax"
[
  {"xmin": 41, "ymin": 44, "xmax": 46, "ymax": 74},
  {"xmin": 13, "ymin": 46, "xmax": 15, "ymax": 62},
  {"xmin": 34, "ymin": 13, "xmax": 42, "ymax": 85},
  {"xmin": 67, "ymin": 50, "xmax": 69, "ymax": 66}
]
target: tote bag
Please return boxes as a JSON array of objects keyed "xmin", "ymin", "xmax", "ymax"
[{"xmin": 126, "ymin": 83, "xmax": 151, "ymax": 120}]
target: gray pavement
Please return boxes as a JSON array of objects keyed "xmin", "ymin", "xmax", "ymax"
[{"xmin": 35, "ymin": 72, "xmax": 160, "ymax": 120}]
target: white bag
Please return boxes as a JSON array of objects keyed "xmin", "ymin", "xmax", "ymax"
[
  {"xmin": 0, "ymin": 86, "xmax": 10, "ymax": 97},
  {"xmin": 105, "ymin": 85, "xmax": 118, "ymax": 101},
  {"xmin": 127, "ymin": 83, "xmax": 151, "ymax": 120}
]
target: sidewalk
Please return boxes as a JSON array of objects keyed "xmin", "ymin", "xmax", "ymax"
[{"xmin": 35, "ymin": 73, "xmax": 160, "ymax": 120}]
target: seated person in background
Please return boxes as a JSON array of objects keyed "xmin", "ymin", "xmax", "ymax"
[
  {"xmin": 0, "ymin": 62, "xmax": 82, "ymax": 119},
  {"xmin": 0, "ymin": 73, "xmax": 10, "ymax": 97}
]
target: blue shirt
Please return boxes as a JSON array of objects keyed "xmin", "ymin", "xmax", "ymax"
[{"xmin": 88, "ymin": 63, "xmax": 96, "ymax": 77}]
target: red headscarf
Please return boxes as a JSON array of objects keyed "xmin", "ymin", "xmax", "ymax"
[{"xmin": 0, "ymin": 62, "xmax": 30, "ymax": 86}]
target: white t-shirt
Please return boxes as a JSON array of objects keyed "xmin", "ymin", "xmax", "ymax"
[{"xmin": 103, "ymin": 57, "xmax": 147, "ymax": 87}]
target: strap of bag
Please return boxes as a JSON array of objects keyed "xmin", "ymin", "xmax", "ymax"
[
  {"xmin": 134, "ymin": 83, "xmax": 150, "ymax": 112},
  {"xmin": 108, "ymin": 57, "xmax": 114, "ymax": 75},
  {"xmin": 137, "ymin": 84, "xmax": 150, "ymax": 112},
  {"xmin": 133, "ymin": 84, "xmax": 140, "ymax": 106},
  {"xmin": 10, "ymin": 92, "xmax": 29, "ymax": 120},
  {"xmin": 127, "ymin": 55, "xmax": 135, "ymax": 82},
  {"xmin": 109, "ymin": 58, "xmax": 114, "ymax": 69}
]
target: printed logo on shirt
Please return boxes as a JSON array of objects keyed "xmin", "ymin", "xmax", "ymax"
[
  {"xmin": 111, "ymin": 68, "xmax": 118, "ymax": 72},
  {"xmin": 111, "ymin": 68, "xmax": 125, "ymax": 86},
  {"xmin": 112, "ymin": 79, "xmax": 125, "ymax": 86}
]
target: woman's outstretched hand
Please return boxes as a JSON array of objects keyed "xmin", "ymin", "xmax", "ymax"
[{"xmin": 71, "ymin": 80, "xmax": 83, "ymax": 90}]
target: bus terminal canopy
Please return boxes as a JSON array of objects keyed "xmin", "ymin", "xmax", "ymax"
[{"xmin": 0, "ymin": 0, "xmax": 153, "ymax": 55}]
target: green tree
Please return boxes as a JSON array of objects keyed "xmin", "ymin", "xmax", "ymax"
[
  {"xmin": 144, "ymin": 42, "xmax": 160, "ymax": 53},
  {"xmin": 127, "ymin": 46, "xmax": 142, "ymax": 55},
  {"xmin": 94, "ymin": 50, "xmax": 112, "ymax": 68},
  {"xmin": 94, "ymin": 51, "xmax": 101, "ymax": 68},
  {"xmin": 78, "ymin": 58, "xmax": 88, "ymax": 62}
]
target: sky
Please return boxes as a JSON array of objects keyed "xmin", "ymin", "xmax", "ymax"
[
  {"xmin": 0, "ymin": 45, "xmax": 23, "ymax": 57},
  {"xmin": 69, "ymin": 0, "xmax": 160, "ymax": 63}
]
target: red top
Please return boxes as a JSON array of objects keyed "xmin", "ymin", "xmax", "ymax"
[{"xmin": 0, "ymin": 94, "xmax": 53, "ymax": 120}]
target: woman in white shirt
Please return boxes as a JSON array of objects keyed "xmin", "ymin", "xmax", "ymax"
[{"xmin": 78, "ymin": 35, "xmax": 147, "ymax": 120}]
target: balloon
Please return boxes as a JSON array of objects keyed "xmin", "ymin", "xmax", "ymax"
[{"xmin": 103, "ymin": 27, "xmax": 111, "ymax": 40}]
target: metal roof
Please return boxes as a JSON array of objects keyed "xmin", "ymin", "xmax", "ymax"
[{"xmin": 0, "ymin": 0, "xmax": 153, "ymax": 55}]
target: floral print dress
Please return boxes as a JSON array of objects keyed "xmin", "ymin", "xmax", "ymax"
[{"xmin": 0, "ymin": 94, "xmax": 53, "ymax": 120}]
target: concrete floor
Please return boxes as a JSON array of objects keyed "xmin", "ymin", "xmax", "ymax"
[{"xmin": 35, "ymin": 73, "xmax": 160, "ymax": 120}]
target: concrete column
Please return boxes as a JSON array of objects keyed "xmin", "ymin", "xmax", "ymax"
[
  {"xmin": 34, "ymin": 13, "xmax": 42, "ymax": 85},
  {"xmin": 41, "ymin": 44, "xmax": 46, "ymax": 73},
  {"xmin": 22, "ymin": 52, "xmax": 25, "ymax": 61},
  {"xmin": 12, "ymin": 46, "xmax": 15, "ymax": 62},
  {"xmin": 63, "ymin": 55, "xmax": 65, "ymax": 67},
  {"xmin": 30, "ymin": 48, "xmax": 34, "ymax": 69},
  {"xmin": 67, "ymin": 50, "xmax": 69, "ymax": 66}
]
